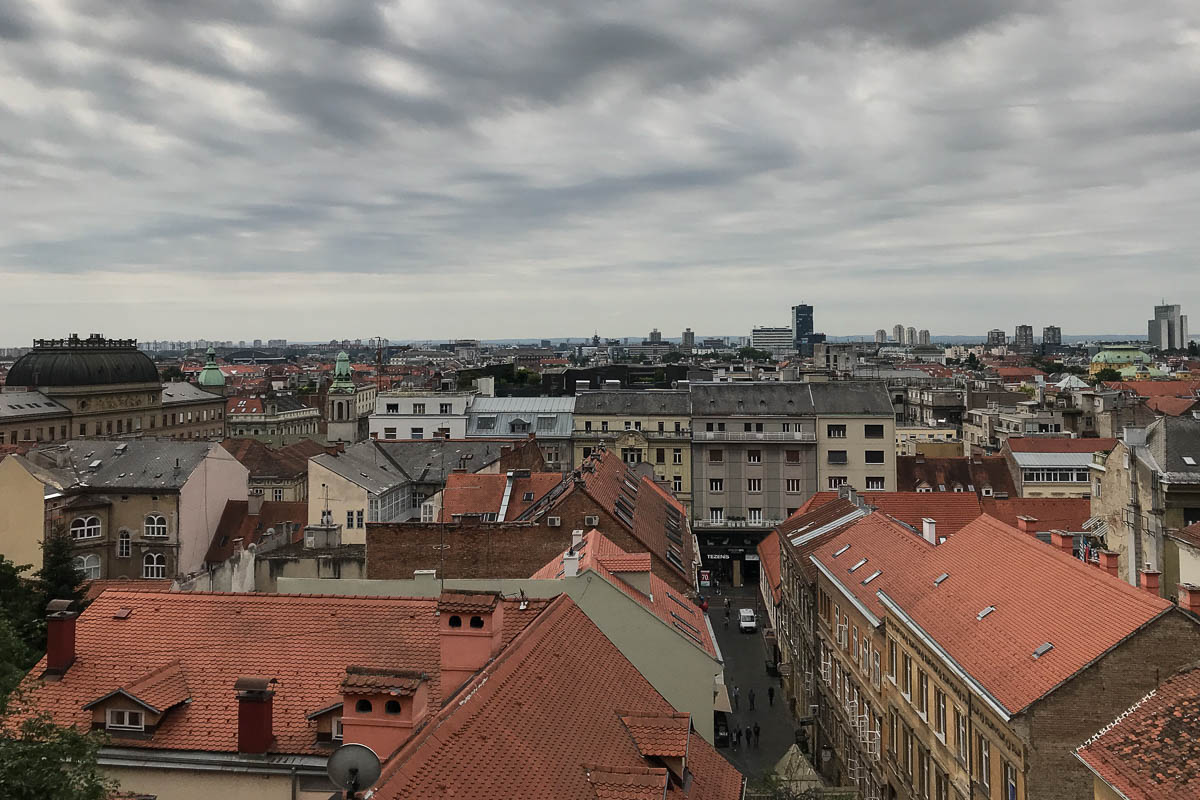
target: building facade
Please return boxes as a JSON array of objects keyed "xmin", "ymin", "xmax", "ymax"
[
  {"xmin": 1148, "ymin": 303, "xmax": 1189, "ymax": 350},
  {"xmin": 369, "ymin": 391, "xmax": 474, "ymax": 440},
  {"xmin": 751, "ymin": 326, "xmax": 796, "ymax": 356}
]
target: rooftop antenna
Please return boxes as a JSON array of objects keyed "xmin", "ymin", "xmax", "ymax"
[{"xmin": 327, "ymin": 742, "xmax": 381, "ymax": 800}]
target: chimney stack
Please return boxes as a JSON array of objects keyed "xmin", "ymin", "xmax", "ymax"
[
  {"xmin": 921, "ymin": 518, "xmax": 937, "ymax": 545},
  {"xmin": 44, "ymin": 599, "xmax": 78, "ymax": 677},
  {"xmin": 1139, "ymin": 569, "xmax": 1162, "ymax": 598},
  {"xmin": 563, "ymin": 547, "xmax": 581, "ymax": 578},
  {"xmin": 1099, "ymin": 550, "xmax": 1120, "ymax": 578},
  {"xmin": 248, "ymin": 489, "xmax": 264, "ymax": 516},
  {"xmin": 234, "ymin": 677, "xmax": 275, "ymax": 754},
  {"xmin": 1178, "ymin": 583, "xmax": 1200, "ymax": 614},
  {"xmin": 1050, "ymin": 530, "xmax": 1075, "ymax": 556},
  {"xmin": 1016, "ymin": 516, "xmax": 1038, "ymax": 535},
  {"xmin": 571, "ymin": 529, "xmax": 584, "ymax": 549}
]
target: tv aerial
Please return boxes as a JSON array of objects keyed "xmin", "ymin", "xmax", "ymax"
[{"xmin": 327, "ymin": 742, "xmax": 381, "ymax": 799}]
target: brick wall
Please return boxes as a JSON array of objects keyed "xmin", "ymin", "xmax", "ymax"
[
  {"xmin": 497, "ymin": 436, "xmax": 546, "ymax": 472},
  {"xmin": 1021, "ymin": 610, "xmax": 1200, "ymax": 800},
  {"xmin": 367, "ymin": 519, "xmax": 572, "ymax": 580}
]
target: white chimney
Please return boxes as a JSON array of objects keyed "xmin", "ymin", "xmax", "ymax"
[
  {"xmin": 563, "ymin": 548, "xmax": 581, "ymax": 578},
  {"xmin": 921, "ymin": 518, "xmax": 937, "ymax": 545},
  {"xmin": 571, "ymin": 529, "xmax": 584, "ymax": 548}
]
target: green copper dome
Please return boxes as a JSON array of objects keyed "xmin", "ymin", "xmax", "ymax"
[
  {"xmin": 1091, "ymin": 345, "xmax": 1150, "ymax": 366},
  {"xmin": 331, "ymin": 351, "xmax": 355, "ymax": 392},
  {"xmin": 197, "ymin": 346, "xmax": 226, "ymax": 387}
]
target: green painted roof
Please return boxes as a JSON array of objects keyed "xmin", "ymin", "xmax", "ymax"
[
  {"xmin": 197, "ymin": 346, "xmax": 226, "ymax": 387},
  {"xmin": 1091, "ymin": 346, "xmax": 1151, "ymax": 365}
]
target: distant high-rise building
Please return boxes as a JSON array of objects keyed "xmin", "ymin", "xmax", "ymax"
[
  {"xmin": 751, "ymin": 326, "xmax": 795, "ymax": 355},
  {"xmin": 790, "ymin": 303, "xmax": 824, "ymax": 356},
  {"xmin": 893, "ymin": 324, "xmax": 905, "ymax": 343},
  {"xmin": 1148, "ymin": 303, "xmax": 1189, "ymax": 350},
  {"xmin": 1014, "ymin": 325, "xmax": 1034, "ymax": 352},
  {"xmin": 875, "ymin": 329, "xmax": 888, "ymax": 344},
  {"xmin": 986, "ymin": 329, "xmax": 1006, "ymax": 347},
  {"xmin": 918, "ymin": 329, "xmax": 931, "ymax": 346},
  {"xmin": 1042, "ymin": 326, "xmax": 1062, "ymax": 348},
  {"xmin": 253, "ymin": 339, "xmax": 263, "ymax": 348},
  {"xmin": 905, "ymin": 327, "xmax": 917, "ymax": 346},
  {"xmin": 681, "ymin": 328, "xmax": 695, "ymax": 351},
  {"xmin": 648, "ymin": 329, "xmax": 662, "ymax": 344}
]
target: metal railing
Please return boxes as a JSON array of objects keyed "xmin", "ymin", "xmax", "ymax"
[{"xmin": 693, "ymin": 430, "xmax": 817, "ymax": 442}]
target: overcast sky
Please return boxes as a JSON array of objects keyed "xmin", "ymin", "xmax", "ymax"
[{"xmin": 2, "ymin": 0, "xmax": 1198, "ymax": 344}]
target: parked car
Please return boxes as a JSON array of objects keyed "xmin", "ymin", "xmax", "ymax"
[{"xmin": 738, "ymin": 608, "xmax": 757, "ymax": 632}]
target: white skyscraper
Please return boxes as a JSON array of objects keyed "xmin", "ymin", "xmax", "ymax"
[{"xmin": 1148, "ymin": 303, "xmax": 1189, "ymax": 350}]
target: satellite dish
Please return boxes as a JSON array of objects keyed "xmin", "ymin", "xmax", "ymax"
[{"xmin": 327, "ymin": 743, "xmax": 381, "ymax": 794}]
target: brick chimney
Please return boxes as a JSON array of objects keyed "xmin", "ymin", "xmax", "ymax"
[
  {"xmin": 44, "ymin": 599, "xmax": 78, "ymax": 677},
  {"xmin": 1049, "ymin": 530, "xmax": 1075, "ymax": 555},
  {"xmin": 1139, "ymin": 569, "xmax": 1162, "ymax": 597},
  {"xmin": 339, "ymin": 668, "xmax": 430, "ymax": 757},
  {"xmin": 1178, "ymin": 583, "xmax": 1200, "ymax": 614},
  {"xmin": 1016, "ymin": 516, "xmax": 1038, "ymax": 535},
  {"xmin": 234, "ymin": 677, "xmax": 275, "ymax": 754},
  {"xmin": 1098, "ymin": 550, "xmax": 1120, "ymax": 578},
  {"xmin": 438, "ymin": 593, "xmax": 506, "ymax": 695}
]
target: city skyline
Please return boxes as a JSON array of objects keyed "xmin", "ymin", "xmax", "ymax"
[{"xmin": 2, "ymin": 3, "xmax": 1200, "ymax": 340}]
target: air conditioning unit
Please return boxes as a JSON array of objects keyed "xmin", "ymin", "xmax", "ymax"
[
  {"xmin": 547, "ymin": 516, "xmax": 562, "ymax": 527},
  {"xmin": 585, "ymin": 515, "xmax": 599, "ymax": 526}
]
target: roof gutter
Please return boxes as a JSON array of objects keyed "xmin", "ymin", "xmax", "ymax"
[
  {"xmin": 1072, "ymin": 751, "xmax": 1133, "ymax": 800},
  {"xmin": 810, "ymin": 556, "xmax": 880, "ymax": 627},
  {"xmin": 876, "ymin": 591, "xmax": 1013, "ymax": 722},
  {"xmin": 98, "ymin": 747, "xmax": 327, "ymax": 776}
]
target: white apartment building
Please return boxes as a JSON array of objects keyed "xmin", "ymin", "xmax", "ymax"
[{"xmin": 368, "ymin": 391, "xmax": 474, "ymax": 440}]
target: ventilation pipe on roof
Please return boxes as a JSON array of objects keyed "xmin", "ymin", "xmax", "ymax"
[
  {"xmin": 44, "ymin": 599, "xmax": 77, "ymax": 678},
  {"xmin": 234, "ymin": 677, "xmax": 275, "ymax": 754},
  {"xmin": 563, "ymin": 548, "xmax": 581, "ymax": 578}
]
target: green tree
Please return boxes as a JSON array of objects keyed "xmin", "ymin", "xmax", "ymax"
[
  {"xmin": 160, "ymin": 365, "xmax": 184, "ymax": 381},
  {"xmin": 0, "ymin": 556, "xmax": 40, "ymax": 652},
  {"xmin": 0, "ymin": 697, "xmax": 117, "ymax": 800},
  {"xmin": 35, "ymin": 533, "xmax": 85, "ymax": 613},
  {"xmin": 965, "ymin": 352, "xmax": 981, "ymax": 370},
  {"xmin": 738, "ymin": 346, "xmax": 774, "ymax": 362},
  {"xmin": 1093, "ymin": 368, "xmax": 1122, "ymax": 383},
  {"xmin": 660, "ymin": 351, "xmax": 685, "ymax": 363}
]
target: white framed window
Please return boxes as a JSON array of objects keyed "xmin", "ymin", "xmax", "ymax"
[
  {"xmin": 709, "ymin": 478, "xmax": 724, "ymax": 493},
  {"xmin": 144, "ymin": 514, "xmax": 168, "ymax": 538},
  {"xmin": 106, "ymin": 709, "xmax": 144, "ymax": 731},
  {"xmin": 117, "ymin": 531, "xmax": 131, "ymax": 559},
  {"xmin": 827, "ymin": 476, "xmax": 847, "ymax": 489},
  {"xmin": 356, "ymin": 510, "xmax": 364, "ymax": 528},
  {"xmin": 865, "ymin": 476, "xmax": 885, "ymax": 490},
  {"xmin": 384, "ymin": 427, "xmax": 397, "ymax": 439},
  {"xmin": 748, "ymin": 508, "xmax": 762, "ymax": 524},
  {"xmin": 709, "ymin": 507, "xmax": 724, "ymax": 523},
  {"xmin": 73, "ymin": 554, "xmax": 100, "ymax": 580},
  {"xmin": 786, "ymin": 478, "xmax": 802, "ymax": 493},
  {"xmin": 747, "ymin": 478, "xmax": 762, "ymax": 493},
  {"xmin": 71, "ymin": 516, "xmax": 101, "ymax": 540},
  {"xmin": 273, "ymin": 488, "xmax": 284, "ymax": 501},
  {"xmin": 439, "ymin": 403, "xmax": 453, "ymax": 415},
  {"xmin": 412, "ymin": 403, "xmax": 426, "ymax": 414},
  {"xmin": 411, "ymin": 427, "xmax": 424, "ymax": 439},
  {"xmin": 747, "ymin": 449, "xmax": 762, "ymax": 464},
  {"xmin": 332, "ymin": 717, "xmax": 344, "ymax": 740},
  {"xmin": 672, "ymin": 475, "xmax": 682, "ymax": 492},
  {"xmin": 672, "ymin": 448, "xmax": 683, "ymax": 464},
  {"xmin": 142, "ymin": 553, "xmax": 167, "ymax": 579}
]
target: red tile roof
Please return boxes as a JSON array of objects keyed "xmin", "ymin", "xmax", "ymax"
[
  {"xmin": 799, "ymin": 491, "xmax": 984, "ymax": 535},
  {"xmin": 993, "ymin": 367, "xmax": 1047, "ymax": 379},
  {"xmin": 620, "ymin": 712, "xmax": 691, "ymax": 758},
  {"xmin": 530, "ymin": 530, "xmax": 718, "ymax": 660},
  {"xmin": 340, "ymin": 667, "xmax": 426, "ymax": 696},
  {"xmin": 896, "ymin": 455, "xmax": 1018, "ymax": 498},
  {"xmin": 18, "ymin": 590, "xmax": 544, "ymax": 756},
  {"xmin": 1076, "ymin": 662, "xmax": 1200, "ymax": 800},
  {"xmin": 981, "ymin": 497, "xmax": 1092, "ymax": 532},
  {"xmin": 83, "ymin": 660, "xmax": 191, "ymax": 714},
  {"xmin": 204, "ymin": 500, "xmax": 308, "ymax": 564},
  {"xmin": 372, "ymin": 595, "xmax": 742, "ymax": 800},
  {"xmin": 586, "ymin": 766, "xmax": 669, "ymax": 800},
  {"xmin": 1105, "ymin": 380, "xmax": 1200, "ymax": 398},
  {"xmin": 777, "ymin": 497, "xmax": 870, "ymax": 582},
  {"xmin": 1146, "ymin": 395, "xmax": 1200, "ymax": 416},
  {"xmin": 757, "ymin": 532, "xmax": 782, "ymax": 605},
  {"xmin": 1175, "ymin": 522, "xmax": 1200, "ymax": 550},
  {"xmin": 441, "ymin": 471, "xmax": 563, "ymax": 520},
  {"xmin": 226, "ymin": 397, "xmax": 263, "ymax": 414},
  {"xmin": 811, "ymin": 513, "xmax": 933, "ymax": 620},
  {"xmin": 83, "ymin": 579, "xmax": 173, "ymax": 602},
  {"xmin": 220, "ymin": 438, "xmax": 327, "ymax": 479},
  {"xmin": 882, "ymin": 515, "xmax": 1172, "ymax": 714},
  {"xmin": 1006, "ymin": 437, "xmax": 1118, "ymax": 453}
]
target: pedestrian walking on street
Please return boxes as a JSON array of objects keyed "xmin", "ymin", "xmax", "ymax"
[
  {"xmin": 732, "ymin": 685, "xmax": 740, "ymax": 710},
  {"xmin": 768, "ymin": 686, "xmax": 775, "ymax": 706},
  {"xmin": 748, "ymin": 689, "xmax": 756, "ymax": 710},
  {"xmin": 724, "ymin": 597, "xmax": 731, "ymax": 611},
  {"xmin": 733, "ymin": 727, "xmax": 741, "ymax": 749},
  {"xmin": 754, "ymin": 723, "xmax": 761, "ymax": 747},
  {"xmin": 745, "ymin": 725, "xmax": 752, "ymax": 747}
]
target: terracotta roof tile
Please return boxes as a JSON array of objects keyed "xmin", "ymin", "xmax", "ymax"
[
  {"xmin": 798, "ymin": 491, "xmax": 983, "ymax": 535},
  {"xmin": 205, "ymin": 500, "xmax": 308, "ymax": 563},
  {"xmin": 84, "ymin": 660, "xmax": 191, "ymax": 714},
  {"xmin": 340, "ymin": 667, "xmax": 427, "ymax": 696},
  {"xmin": 896, "ymin": 455, "xmax": 1018, "ymax": 498},
  {"xmin": 882, "ymin": 515, "xmax": 1172, "ymax": 713},
  {"xmin": 586, "ymin": 766, "xmax": 670, "ymax": 800},
  {"xmin": 620, "ymin": 712, "xmax": 691, "ymax": 758},
  {"xmin": 373, "ymin": 596, "xmax": 742, "ymax": 800},
  {"xmin": 437, "ymin": 591, "xmax": 499, "ymax": 614},
  {"xmin": 1146, "ymin": 396, "xmax": 1200, "ymax": 416},
  {"xmin": 1106, "ymin": 380, "xmax": 1200, "ymax": 398},
  {"xmin": 981, "ymin": 497, "xmax": 1092, "ymax": 532},
  {"xmin": 83, "ymin": 579, "xmax": 173, "ymax": 602},
  {"xmin": 1005, "ymin": 437, "xmax": 1118, "ymax": 453},
  {"xmin": 441, "ymin": 471, "xmax": 563, "ymax": 520},
  {"xmin": 16, "ymin": 591, "xmax": 540, "ymax": 756},
  {"xmin": 811, "ymin": 513, "xmax": 933, "ymax": 620},
  {"xmin": 757, "ymin": 532, "xmax": 782, "ymax": 605},
  {"xmin": 1076, "ymin": 662, "xmax": 1200, "ymax": 800}
]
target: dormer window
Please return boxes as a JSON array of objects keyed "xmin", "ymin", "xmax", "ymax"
[{"xmin": 106, "ymin": 709, "xmax": 144, "ymax": 731}]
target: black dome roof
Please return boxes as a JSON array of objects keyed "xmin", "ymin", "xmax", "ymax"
[{"xmin": 6, "ymin": 334, "xmax": 161, "ymax": 388}]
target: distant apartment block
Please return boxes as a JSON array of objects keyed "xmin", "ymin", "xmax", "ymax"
[
  {"xmin": 1148, "ymin": 303, "xmax": 1189, "ymax": 350},
  {"xmin": 751, "ymin": 326, "xmax": 795, "ymax": 356}
]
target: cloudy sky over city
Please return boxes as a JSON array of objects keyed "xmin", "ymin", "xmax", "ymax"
[{"xmin": 1, "ymin": 0, "xmax": 1198, "ymax": 343}]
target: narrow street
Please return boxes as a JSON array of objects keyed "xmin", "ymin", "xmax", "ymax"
[{"xmin": 708, "ymin": 583, "xmax": 796, "ymax": 781}]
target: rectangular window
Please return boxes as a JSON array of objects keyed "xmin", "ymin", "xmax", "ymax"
[
  {"xmin": 655, "ymin": 448, "xmax": 665, "ymax": 464},
  {"xmin": 935, "ymin": 689, "xmax": 946, "ymax": 737},
  {"xmin": 978, "ymin": 736, "xmax": 991, "ymax": 790},
  {"xmin": 106, "ymin": 709, "xmax": 144, "ymax": 731},
  {"xmin": 384, "ymin": 427, "xmax": 397, "ymax": 439},
  {"xmin": 747, "ymin": 478, "xmax": 761, "ymax": 493},
  {"xmin": 917, "ymin": 670, "xmax": 928, "ymax": 716},
  {"xmin": 747, "ymin": 449, "xmax": 762, "ymax": 463},
  {"xmin": 865, "ymin": 450, "xmax": 885, "ymax": 464},
  {"xmin": 709, "ymin": 449, "xmax": 723, "ymax": 463},
  {"xmin": 709, "ymin": 507, "xmax": 724, "ymax": 523},
  {"xmin": 439, "ymin": 403, "xmax": 452, "ymax": 414},
  {"xmin": 709, "ymin": 478, "xmax": 724, "ymax": 492},
  {"xmin": 744, "ymin": 422, "xmax": 753, "ymax": 432},
  {"xmin": 410, "ymin": 427, "xmax": 424, "ymax": 439},
  {"xmin": 332, "ymin": 717, "xmax": 344, "ymax": 740},
  {"xmin": 717, "ymin": 422, "xmax": 726, "ymax": 432},
  {"xmin": 866, "ymin": 476, "xmax": 885, "ymax": 490},
  {"xmin": 748, "ymin": 507, "xmax": 762, "ymax": 524},
  {"xmin": 902, "ymin": 653, "xmax": 912, "ymax": 698},
  {"xmin": 918, "ymin": 746, "xmax": 929, "ymax": 797},
  {"xmin": 865, "ymin": 424, "xmax": 885, "ymax": 439},
  {"xmin": 273, "ymin": 488, "xmax": 284, "ymax": 502},
  {"xmin": 827, "ymin": 450, "xmax": 848, "ymax": 465},
  {"xmin": 827, "ymin": 424, "xmax": 847, "ymax": 438},
  {"xmin": 672, "ymin": 448, "xmax": 683, "ymax": 464},
  {"xmin": 624, "ymin": 420, "xmax": 633, "ymax": 431},
  {"xmin": 672, "ymin": 475, "xmax": 682, "ymax": 493},
  {"xmin": 889, "ymin": 710, "xmax": 898, "ymax": 755},
  {"xmin": 935, "ymin": 770, "xmax": 949, "ymax": 800},
  {"xmin": 412, "ymin": 403, "xmax": 425, "ymax": 414},
  {"xmin": 658, "ymin": 421, "xmax": 665, "ymax": 433},
  {"xmin": 706, "ymin": 422, "xmax": 714, "ymax": 432},
  {"xmin": 904, "ymin": 726, "xmax": 913, "ymax": 777},
  {"xmin": 386, "ymin": 403, "xmax": 399, "ymax": 413},
  {"xmin": 956, "ymin": 708, "xmax": 968, "ymax": 763},
  {"xmin": 888, "ymin": 639, "xmax": 897, "ymax": 682},
  {"xmin": 347, "ymin": 511, "xmax": 354, "ymax": 529},
  {"xmin": 356, "ymin": 510, "xmax": 364, "ymax": 528},
  {"xmin": 827, "ymin": 476, "xmax": 847, "ymax": 489},
  {"xmin": 1004, "ymin": 762, "xmax": 1017, "ymax": 800},
  {"xmin": 785, "ymin": 449, "xmax": 800, "ymax": 463},
  {"xmin": 584, "ymin": 420, "xmax": 593, "ymax": 432},
  {"xmin": 786, "ymin": 478, "xmax": 802, "ymax": 493},
  {"xmin": 601, "ymin": 421, "xmax": 609, "ymax": 432},
  {"xmin": 872, "ymin": 651, "xmax": 881, "ymax": 688}
]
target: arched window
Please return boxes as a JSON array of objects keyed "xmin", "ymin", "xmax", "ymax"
[
  {"xmin": 355, "ymin": 699, "xmax": 373, "ymax": 713},
  {"xmin": 469, "ymin": 615, "xmax": 485, "ymax": 629},
  {"xmin": 385, "ymin": 700, "xmax": 402, "ymax": 714},
  {"xmin": 71, "ymin": 516, "xmax": 101, "ymax": 540},
  {"xmin": 448, "ymin": 615, "xmax": 462, "ymax": 628},
  {"xmin": 117, "ymin": 531, "xmax": 131, "ymax": 558},
  {"xmin": 142, "ymin": 553, "xmax": 166, "ymax": 578},
  {"xmin": 73, "ymin": 554, "xmax": 100, "ymax": 580},
  {"xmin": 144, "ymin": 514, "xmax": 168, "ymax": 538}
]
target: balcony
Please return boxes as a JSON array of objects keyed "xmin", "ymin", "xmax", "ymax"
[
  {"xmin": 580, "ymin": 429, "xmax": 693, "ymax": 440},
  {"xmin": 694, "ymin": 517, "xmax": 785, "ymax": 530},
  {"xmin": 693, "ymin": 430, "xmax": 816, "ymax": 443}
]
